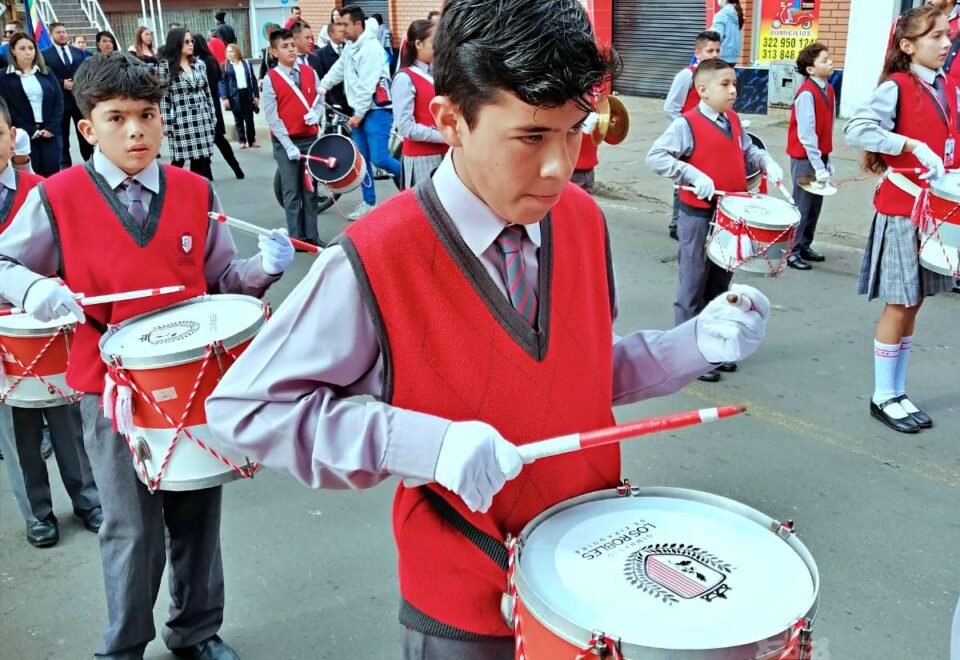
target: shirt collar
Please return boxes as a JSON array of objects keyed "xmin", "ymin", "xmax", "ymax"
[
  {"xmin": 413, "ymin": 59, "xmax": 429, "ymax": 73},
  {"xmin": 92, "ymin": 149, "xmax": 160, "ymax": 194},
  {"xmin": 276, "ymin": 62, "xmax": 294, "ymax": 75},
  {"xmin": 9, "ymin": 64, "xmax": 38, "ymax": 76},
  {"xmin": 810, "ymin": 76, "xmax": 827, "ymax": 89},
  {"xmin": 910, "ymin": 63, "xmax": 940, "ymax": 84},
  {"xmin": 432, "ymin": 152, "xmax": 541, "ymax": 258},
  {"xmin": 697, "ymin": 101, "xmax": 722, "ymax": 121},
  {"xmin": 0, "ymin": 164, "xmax": 16, "ymax": 191},
  {"xmin": 950, "ymin": 5, "xmax": 960, "ymax": 21}
]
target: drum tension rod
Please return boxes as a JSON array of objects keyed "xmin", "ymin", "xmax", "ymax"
[
  {"xmin": 616, "ymin": 479, "xmax": 640, "ymax": 497},
  {"xmin": 587, "ymin": 630, "xmax": 621, "ymax": 658},
  {"xmin": 772, "ymin": 519, "xmax": 796, "ymax": 539}
]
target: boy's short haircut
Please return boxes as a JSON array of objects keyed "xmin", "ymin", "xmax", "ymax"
[
  {"xmin": 291, "ymin": 20, "xmax": 311, "ymax": 33},
  {"xmin": 0, "ymin": 96, "xmax": 11, "ymax": 127},
  {"xmin": 693, "ymin": 58, "xmax": 734, "ymax": 86},
  {"xmin": 796, "ymin": 42, "xmax": 828, "ymax": 76},
  {"xmin": 215, "ymin": 11, "xmax": 226, "ymax": 21},
  {"xmin": 48, "ymin": 21, "xmax": 65, "ymax": 31},
  {"xmin": 72, "ymin": 53, "xmax": 168, "ymax": 118},
  {"xmin": 269, "ymin": 28, "xmax": 294, "ymax": 47},
  {"xmin": 694, "ymin": 30, "xmax": 721, "ymax": 50},
  {"xmin": 433, "ymin": 0, "xmax": 619, "ymax": 128},
  {"xmin": 340, "ymin": 4, "xmax": 366, "ymax": 24}
]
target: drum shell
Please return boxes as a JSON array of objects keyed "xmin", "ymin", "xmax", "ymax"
[
  {"xmin": 513, "ymin": 487, "xmax": 819, "ymax": 659},
  {"xmin": 707, "ymin": 200, "xmax": 797, "ymax": 276},
  {"xmin": 308, "ymin": 134, "xmax": 365, "ymax": 194},
  {"xmin": 0, "ymin": 327, "xmax": 77, "ymax": 407},
  {"xmin": 920, "ymin": 190, "xmax": 960, "ymax": 276}
]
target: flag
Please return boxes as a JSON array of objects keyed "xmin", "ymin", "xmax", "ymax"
[{"xmin": 23, "ymin": 0, "xmax": 52, "ymax": 49}]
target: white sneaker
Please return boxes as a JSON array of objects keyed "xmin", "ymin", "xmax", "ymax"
[{"xmin": 347, "ymin": 202, "xmax": 375, "ymax": 221}]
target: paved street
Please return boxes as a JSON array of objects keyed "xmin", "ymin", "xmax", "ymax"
[{"xmin": 1, "ymin": 99, "xmax": 958, "ymax": 659}]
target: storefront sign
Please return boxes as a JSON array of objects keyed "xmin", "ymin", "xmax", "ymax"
[{"xmin": 757, "ymin": 0, "xmax": 820, "ymax": 63}]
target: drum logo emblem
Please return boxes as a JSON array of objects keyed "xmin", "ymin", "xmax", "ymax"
[
  {"xmin": 625, "ymin": 544, "xmax": 733, "ymax": 605},
  {"xmin": 181, "ymin": 234, "xmax": 193, "ymax": 254},
  {"xmin": 141, "ymin": 321, "xmax": 200, "ymax": 345}
]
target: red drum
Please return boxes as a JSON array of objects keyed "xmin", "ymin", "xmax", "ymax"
[
  {"xmin": 919, "ymin": 171, "xmax": 960, "ymax": 277},
  {"xmin": 707, "ymin": 194, "xmax": 800, "ymax": 276},
  {"xmin": 0, "ymin": 313, "xmax": 78, "ymax": 408},
  {"xmin": 99, "ymin": 295, "xmax": 266, "ymax": 491},
  {"xmin": 306, "ymin": 134, "xmax": 366, "ymax": 194}
]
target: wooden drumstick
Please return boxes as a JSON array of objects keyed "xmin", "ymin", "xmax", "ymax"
[
  {"xmin": 725, "ymin": 291, "xmax": 756, "ymax": 312},
  {"xmin": 210, "ymin": 213, "xmax": 321, "ymax": 254},
  {"xmin": 0, "ymin": 285, "xmax": 187, "ymax": 317},
  {"xmin": 301, "ymin": 154, "xmax": 338, "ymax": 168}
]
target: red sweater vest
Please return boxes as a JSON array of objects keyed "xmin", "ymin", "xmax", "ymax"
[
  {"xmin": 343, "ymin": 182, "xmax": 620, "ymax": 637},
  {"xmin": 267, "ymin": 65, "xmax": 319, "ymax": 139},
  {"xmin": 876, "ymin": 72, "xmax": 960, "ymax": 216},
  {"xmin": 0, "ymin": 169, "xmax": 43, "ymax": 234},
  {"xmin": 399, "ymin": 67, "xmax": 448, "ymax": 158},
  {"xmin": 682, "ymin": 64, "xmax": 700, "ymax": 114},
  {"xmin": 787, "ymin": 79, "xmax": 835, "ymax": 160},
  {"xmin": 42, "ymin": 165, "xmax": 209, "ymax": 393},
  {"xmin": 576, "ymin": 132, "xmax": 599, "ymax": 171},
  {"xmin": 679, "ymin": 108, "xmax": 747, "ymax": 209}
]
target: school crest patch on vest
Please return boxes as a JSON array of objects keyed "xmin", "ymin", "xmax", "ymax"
[{"xmin": 181, "ymin": 233, "xmax": 193, "ymax": 254}]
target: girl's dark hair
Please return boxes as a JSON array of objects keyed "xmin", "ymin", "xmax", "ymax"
[
  {"xmin": 728, "ymin": 0, "xmax": 745, "ymax": 29},
  {"xmin": 192, "ymin": 32, "xmax": 213, "ymax": 61},
  {"xmin": 7, "ymin": 33, "xmax": 45, "ymax": 74},
  {"xmin": 160, "ymin": 28, "xmax": 193, "ymax": 79},
  {"xmin": 133, "ymin": 26, "xmax": 155, "ymax": 57},
  {"xmin": 864, "ymin": 5, "xmax": 944, "ymax": 174},
  {"xmin": 95, "ymin": 31, "xmax": 118, "ymax": 52},
  {"xmin": 795, "ymin": 42, "xmax": 828, "ymax": 76},
  {"xmin": 401, "ymin": 20, "xmax": 434, "ymax": 69},
  {"xmin": 433, "ymin": 0, "xmax": 620, "ymax": 128},
  {"xmin": 73, "ymin": 53, "xmax": 168, "ymax": 118}
]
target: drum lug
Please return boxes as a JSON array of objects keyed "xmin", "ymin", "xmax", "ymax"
[
  {"xmin": 616, "ymin": 479, "xmax": 640, "ymax": 497},
  {"xmin": 135, "ymin": 437, "xmax": 152, "ymax": 463},
  {"xmin": 499, "ymin": 592, "xmax": 514, "ymax": 628},
  {"xmin": 772, "ymin": 519, "xmax": 795, "ymax": 539},
  {"xmin": 588, "ymin": 630, "xmax": 620, "ymax": 657},
  {"xmin": 241, "ymin": 458, "xmax": 257, "ymax": 478},
  {"xmin": 797, "ymin": 619, "xmax": 814, "ymax": 660}
]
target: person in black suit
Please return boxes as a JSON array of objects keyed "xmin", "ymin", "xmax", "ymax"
[
  {"xmin": 41, "ymin": 22, "xmax": 92, "ymax": 167},
  {"xmin": 0, "ymin": 33, "xmax": 64, "ymax": 176},
  {"xmin": 219, "ymin": 43, "xmax": 260, "ymax": 148},
  {"xmin": 213, "ymin": 11, "xmax": 237, "ymax": 45},
  {"xmin": 308, "ymin": 22, "xmax": 353, "ymax": 122}
]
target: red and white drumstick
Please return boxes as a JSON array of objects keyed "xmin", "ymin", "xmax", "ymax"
[
  {"xmin": 673, "ymin": 184, "xmax": 730, "ymax": 197},
  {"xmin": 891, "ymin": 167, "xmax": 960, "ymax": 175},
  {"xmin": 773, "ymin": 181, "xmax": 797, "ymax": 206},
  {"xmin": 301, "ymin": 154, "xmax": 337, "ymax": 168},
  {"xmin": 0, "ymin": 285, "xmax": 186, "ymax": 317},
  {"xmin": 210, "ymin": 213, "xmax": 321, "ymax": 254},
  {"xmin": 517, "ymin": 405, "xmax": 746, "ymax": 463}
]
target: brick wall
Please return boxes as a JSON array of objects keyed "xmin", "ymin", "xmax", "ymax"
[
  {"xmin": 739, "ymin": 0, "xmax": 850, "ymax": 68},
  {"xmin": 391, "ymin": 0, "xmax": 443, "ymax": 47},
  {"xmin": 298, "ymin": 0, "xmax": 339, "ymax": 36}
]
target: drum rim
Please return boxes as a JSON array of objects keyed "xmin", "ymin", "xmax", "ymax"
[
  {"xmin": 918, "ymin": 239, "xmax": 960, "ymax": 276},
  {"xmin": 136, "ymin": 463, "xmax": 244, "ymax": 491},
  {"xmin": 929, "ymin": 174, "xmax": 960, "ymax": 204},
  {"xmin": 309, "ymin": 134, "xmax": 361, "ymax": 186},
  {"xmin": 514, "ymin": 486, "xmax": 820, "ymax": 656},
  {"xmin": 99, "ymin": 294, "xmax": 267, "ymax": 370},
  {"xmin": 718, "ymin": 195, "xmax": 801, "ymax": 230},
  {"xmin": 1, "ymin": 394, "xmax": 75, "ymax": 408},
  {"xmin": 0, "ymin": 320, "xmax": 76, "ymax": 338}
]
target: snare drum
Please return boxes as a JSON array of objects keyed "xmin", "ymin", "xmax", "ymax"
[
  {"xmin": 0, "ymin": 313, "xmax": 77, "ymax": 408},
  {"xmin": 99, "ymin": 295, "xmax": 266, "ymax": 491},
  {"xmin": 707, "ymin": 195, "xmax": 800, "ymax": 276},
  {"xmin": 306, "ymin": 134, "xmax": 366, "ymax": 194},
  {"xmin": 512, "ymin": 487, "xmax": 819, "ymax": 659},
  {"xmin": 919, "ymin": 172, "xmax": 960, "ymax": 276}
]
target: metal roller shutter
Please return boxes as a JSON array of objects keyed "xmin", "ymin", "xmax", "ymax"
[
  {"xmin": 613, "ymin": 0, "xmax": 706, "ymax": 98},
  {"xmin": 349, "ymin": 0, "xmax": 389, "ymax": 21}
]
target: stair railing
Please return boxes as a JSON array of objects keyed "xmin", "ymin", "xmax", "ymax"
[
  {"xmin": 79, "ymin": 0, "xmax": 114, "ymax": 38},
  {"xmin": 35, "ymin": 0, "xmax": 58, "ymax": 25}
]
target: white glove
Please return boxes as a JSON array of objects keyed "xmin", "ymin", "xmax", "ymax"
[
  {"xmin": 22, "ymin": 278, "xmax": 85, "ymax": 323},
  {"xmin": 581, "ymin": 112, "xmax": 600, "ymax": 135},
  {"xmin": 695, "ymin": 284, "xmax": 770, "ymax": 364},
  {"xmin": 815, "ymin": 168, "xmax": 830, "ymax": 183},
  {"xmin": 689, "ymin": 172, "xmax": 716, "ymax": 200},
  {"xmin": 763, "ymin": 156, "xmax": 784, "ymax": 186},
  {"xmin": 912, "ymin": 142, "xmax": 945, "ymax": 181},
  {"xmin": 286, "ymin": 144, "xmax": 301, "ymax": 162},
  {"xmin": 303, "ymin": 109, "xmax": 321, "ymax": 126},
  {"xmin": 434, "ymin": 421, "xmax": 523, "ymax": 514},
  {"xmin": 258, "ymin": 229, "xmax": 295, "ymax": 275},
  {"xmin": 826, "ymin": 160, "xmax": 835, "ymax": 178}
]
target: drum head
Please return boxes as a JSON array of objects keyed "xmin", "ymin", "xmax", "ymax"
[
  {"xmin": 307, "ymin": 134, "xmax": 358, "ymax": 183},
  {"xmin": 519, "ymin": 490, "xmax": 817, "ymax": 651},
  {"xmin": 0, "ymin": 312, "xmax": 76, "ymax": 336},
  {"xmin": 930, "ymin": 171, "xmax": 960, "ymax": 203},
  {"xmin": 100, "ymin": 295, "xmax": 265, "ymax": 369},
  {"xmin": 719, "ymin": 195, "xmax": 800, "ymax": 230}
]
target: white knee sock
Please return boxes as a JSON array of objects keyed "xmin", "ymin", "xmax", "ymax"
[
  {"xmin": 894, "ymin": 336, "xmax": 912, "ymax": 397},
  {"xmin": 872, "ymin": 340, "xmax": 901, "ymax": 405}
]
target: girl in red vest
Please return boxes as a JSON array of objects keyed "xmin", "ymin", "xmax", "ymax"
[
  {"xmin": 785, "ymin": 42, "xmax": 836, "ymax": 271},
  {"xmin": 391, "ymin": 19, "xmax": 448, "ymax": 189},
  {"xmin": 845, "ymin": 5, "xmax": 955, "ymax": 434}
]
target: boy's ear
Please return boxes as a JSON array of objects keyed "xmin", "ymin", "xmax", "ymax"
[
  {"xmin": 430, "ymin": 95, "xmax": 465, "ymax": 148},
  {"xmin": 77, "ymin": 118, "xmax": 98, "ymax": 146}
]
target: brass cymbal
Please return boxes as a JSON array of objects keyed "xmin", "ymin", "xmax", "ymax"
[{"xmin": 591, "ymin": 95, "xmax": 630, "ymax": 146}]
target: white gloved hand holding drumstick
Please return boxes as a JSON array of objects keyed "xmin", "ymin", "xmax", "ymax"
[
  {"xmin": 433, "ymin": 421, "xmax": 523, "ymax": 513},
  {"xmin": 683, "ymin": 165, "xmax": 716, "ymax": 200},
  {"xmin": 695, "ymin": 284, "xmax": 770, "ymax": 364},
  {"xmin": 22, "ymin": 278, "xmax": 86, "ymax": 324}
]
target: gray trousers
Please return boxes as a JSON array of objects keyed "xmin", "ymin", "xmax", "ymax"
[
  {"xmin": 402, "ymin": 628, "xmax": 513, "ymax": 660},
  {"xmin": 571, "ymin": 168, "xmax": 595, "ymax": 194},
  {"xmin": 0, "ymin": 404, "xmax": 36, "ymax": 522},
  {"xmin": 79, "ymin": 395, "xmax": 224, "ymax": 659},
  {"xmin": 273, "ymin": 135, "xmax": 319, "ymax": 242},
  {"xmin": 675, "ymin": 208, "xmax": 733, "ymax": 326},
  {"xmin": 669, "ymin": 188, "xmax": 680, "ymax": 230},
  {"xmin": 12, "ymin": 403, "xmax": 99, "ymax": 521},
  {"xmin": 790, "ymin": 156, "xmax": 826, "ymax": 255}
]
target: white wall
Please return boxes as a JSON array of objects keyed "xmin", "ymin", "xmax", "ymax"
[{"xmin": 841, "ymin": 0, "xmax": 900, "ymax": 117}]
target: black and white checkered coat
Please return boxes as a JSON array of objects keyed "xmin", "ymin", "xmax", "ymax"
[{"xmin": 157, "ymin": 58, "xmax": 216, "ymax": 161}]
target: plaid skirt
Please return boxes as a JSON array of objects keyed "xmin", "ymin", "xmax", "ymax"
[
  {"xmin": 402, "ymin": 153, "xmax": 444, "ymax": 190},
  {"xmin": 856, "ymin": 213, "xmax": 953, "ymax": 306}
]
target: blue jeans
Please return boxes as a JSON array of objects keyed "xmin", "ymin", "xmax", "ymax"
[{"xmin": 352, "ymin": 109, "xmax": 401, "ymax": 205}]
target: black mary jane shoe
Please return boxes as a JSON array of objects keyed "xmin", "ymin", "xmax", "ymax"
[
  {"xmin": 896, "ymin": 395, "xmax": 932, "ymax": 428},
  {"xmin": 172, "ymin": 635, "xmax": 240, "ymax": 660},
  {"xmin": 716, "ymin": 362, "xmax": 738, "ymax": 373},
  {"xmin": 698, "ymin": 369, "xmax": 721, "ymax": 383},
  {"xmin": 799, "ymin": 247, "xmax": 826, "ymax": 262},
  {"xmin": 869, "ymin": 398, "xmax": 920, "ymax": 434}
]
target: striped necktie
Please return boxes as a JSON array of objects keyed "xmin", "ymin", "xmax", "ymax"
[
  {"xmin": 0, "ymin": 186, "xmax": 8, "ymax": 209},
  {"xmin": 494, "ymin": 225, "xmax": 538, "ymax": 326},
  {"xmin": 123, "ymin": 177, "xmax": 147, "ymax": 227},
  {"xmin": 934, "ymin": 74, "xmax": 948, "ymax": 110}
]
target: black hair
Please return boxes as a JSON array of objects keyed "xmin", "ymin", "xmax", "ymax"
[
  {"xmin": 330, "ymin": 8, "xmax": 339, "ymax": 22},
  {"xmin": 72, "ymin": 52, "xmax": 168, "ymax": 118},
  {"xmin": 48, "ymin": 21, "xmax": 64, "ymax": 31},
  {"xmin": 291, "ymin": 20, "xmax": 311, "ymax": 34},
  {"xmin": 95, "ymin": 31, "xmax": 118, "ymax": 52},
  {"xmin": 401, "ymin": 19, "xmax": 434, "ymax": 69},
  {"xmin": 371, "ymin": 13, "xmax": 384, "ymax": 26},
  {"xmin": 433, "ymin": 0, "xmax": 619, "ymax": 128},
  {"xmin": 694, "ymin": 30, "xmax": 721, "ymax": 49},
  {"xmin": 270, "ymin": 27, "xmax": 294, "ymax": 47},
  {"xmin": 192, "ymin": 32, "xmax": 213, "ymax": 60},
  {"xmin": 796, "ymin": 42, "xmax": 828, "ymax": 76},
  {"xmin": 427, "ymin": 10, "xmax": 441, "ymax": 20},
  {"xmin": 727, "ymin": 0, "xmax": 745, "ymax": 29},
  {"xmin": 693, "ymin": 57, "xmax": 734, "ymax": 86},
  {"xmin": 160, "ymin": 28, "xmax": 192, "ymax": 79},
  {"xmin": 0, "ymin": 95, "xmax": 11, "ymax": 127},
  {"xmin": 215, "ymin": 11, "xmax": 226, "ymax": 22},
  {"xmin": 340, "ymin": 4, "xmax": 366, "ymax": 24}
]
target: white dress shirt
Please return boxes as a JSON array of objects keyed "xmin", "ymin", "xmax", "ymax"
[
  {"xmin": 13, "ymin": 66, "xmax": 44, "ymax": 122},
  {"xmin": 231, "ymin": 60, "xmax": 248, "ymax": 90}
]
